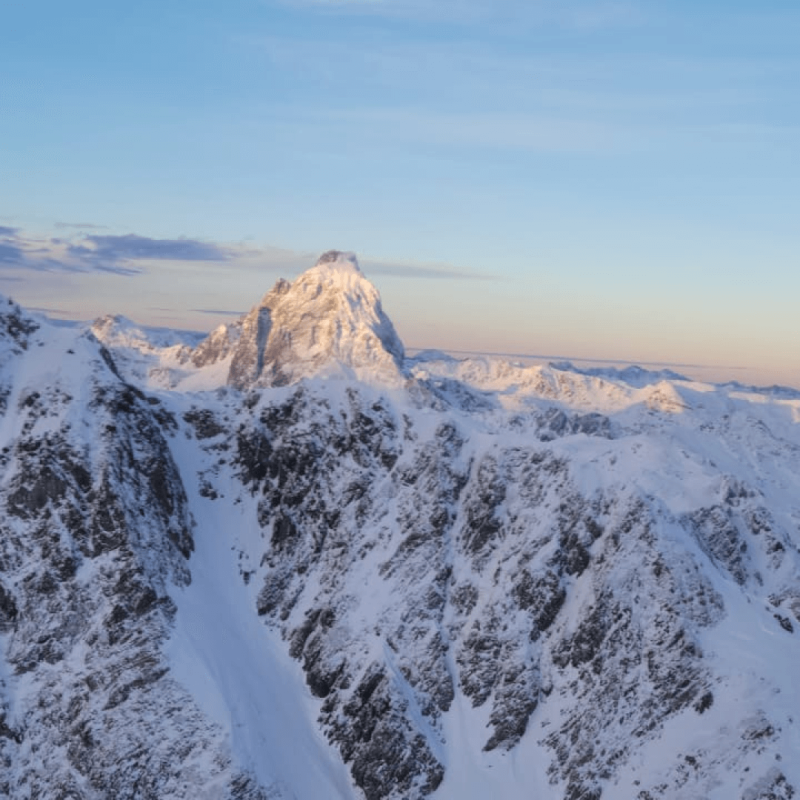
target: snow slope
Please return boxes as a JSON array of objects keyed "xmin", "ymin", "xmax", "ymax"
[{"xmin": 165, "ymin": 398, "xmax": 358, "ymax": 800}]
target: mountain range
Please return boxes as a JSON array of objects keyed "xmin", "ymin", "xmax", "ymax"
[{"xmin": 1, "ymin": 251, "xmax": 799, "ymax": 799}]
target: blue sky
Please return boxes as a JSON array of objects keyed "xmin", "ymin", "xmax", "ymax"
[{"xmin": 2, "ymin": 0, "xmax": 799, "ymax": 385}]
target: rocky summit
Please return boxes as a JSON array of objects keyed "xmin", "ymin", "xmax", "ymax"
[
  {"xmin": 195, "ymin": 250, "xmax": 404, "ymax": 390},
  {"xmin": 1, "ymin": 256, "xmax": 800, "ymax": 800}
]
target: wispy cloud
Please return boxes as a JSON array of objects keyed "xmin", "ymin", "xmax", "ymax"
[
  {"xmin": 252, "ymin": 26, "xmax": 790, "ymax": 156},
  {"xmin": 0, "ymin": 230, "xmax": 231, "ymax": 276},
  {"xmin": 361, "ymin": 257, "xmax": 495, "ymax": 280},
  {"xmin": 27, "ymin": 305, "xmax": 75, "ymax": 316},
  {"xmin": 0, "ymin": 241, "xmax": 25, "ymax": 265},
  {"xmin": 193, "ymin": 307, "xmax": 246, "ymax": 316},
  {"xmin": 273, "ymin": 0, "xmax": 644, "ymax": 28},
  {"xmin": 266, "ymin": 104, "xmax": 626, "ymax": 154},
  {"xmin": 54, "ymin": 221, "xmax": 109, "ymax": 231},
  {"xmin": 68, "ymin": 234, "xmax": 230, "ymax": 269}
]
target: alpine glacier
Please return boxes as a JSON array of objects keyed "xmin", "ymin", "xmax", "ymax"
[{"xmin": 1, "ymin": 251, "xmax": 799, "ymax": 800}]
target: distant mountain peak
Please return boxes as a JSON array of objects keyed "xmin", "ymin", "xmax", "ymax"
[{"xmin": 222, "ymin": 251, "xmax": 405, "ymax": 389}]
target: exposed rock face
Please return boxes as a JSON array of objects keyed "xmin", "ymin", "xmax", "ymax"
[
  {"xmin": 2, "ymin": 255, "xmax": 800, "ymax": 800},
  {"xmin": 192, "ymin": 320, "xmax": 242, "ymax": 368}
]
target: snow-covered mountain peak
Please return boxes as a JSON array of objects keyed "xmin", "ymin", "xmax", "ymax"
[
  {"xmin": 223, "ymin": 251, "xmax": 405, "ymax": 389},
  {"xmin": 284, "ymin": 250, "xmax": 379, "ymax": 312}
]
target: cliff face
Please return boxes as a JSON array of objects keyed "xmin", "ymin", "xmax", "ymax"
[{"xmin": 3, "ymin": 257, "xmax": 800, "ymax": 800}]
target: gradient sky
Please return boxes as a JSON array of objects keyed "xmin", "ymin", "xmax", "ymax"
[{"xmin": 2, "ymin": 0, "xmax": 799, "ymax": 387}]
